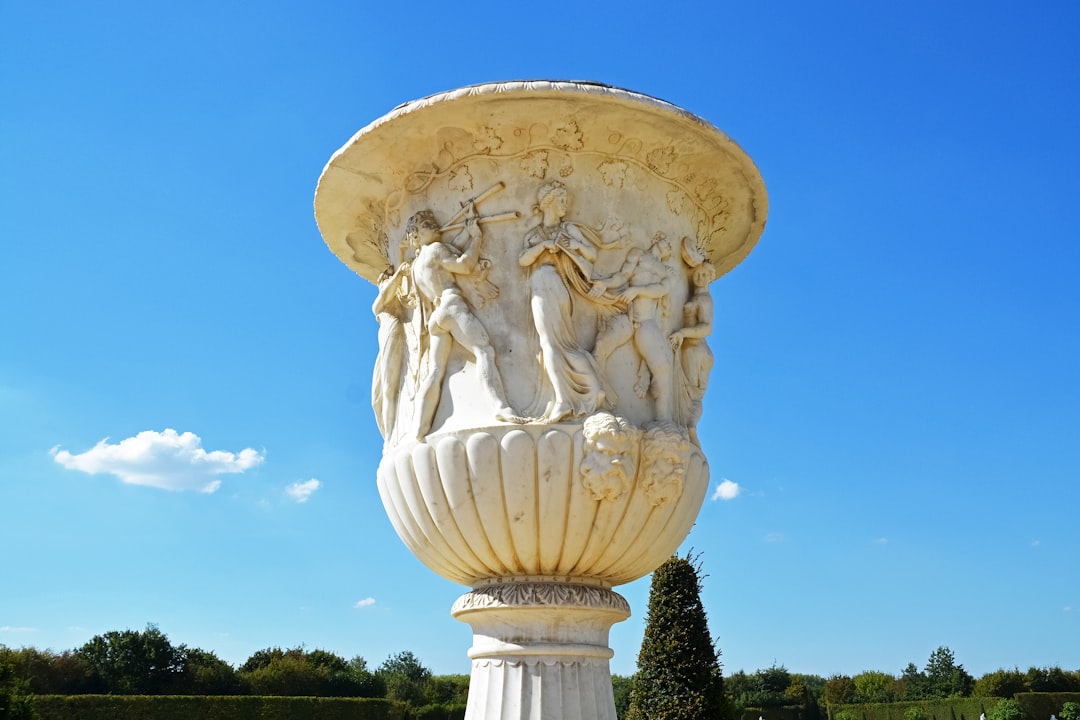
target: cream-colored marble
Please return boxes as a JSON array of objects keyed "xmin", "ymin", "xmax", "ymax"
[
  {"xmin": 314, "ymin": 80, "xmax": 766, "ymax": 720},
  {"xmin": 452, "ymin": 582, "xmax": 631, "ymax": 720},
  {"xmin": 376, "ymin": 424, "xmax": 709, "ymax": 586},
  {"xmin": 316, "ymin": 81, "xmax": 765, "ymax": 447}
]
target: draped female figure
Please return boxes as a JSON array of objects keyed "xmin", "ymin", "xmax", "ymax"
[{"xmin": 518, "ymin": 182, "xmax": 621, "ymax": 422}]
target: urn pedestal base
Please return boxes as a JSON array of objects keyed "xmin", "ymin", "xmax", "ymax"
[{"xmin": 452, "ymin": 581, "xmax": 631, "ymax": 720}]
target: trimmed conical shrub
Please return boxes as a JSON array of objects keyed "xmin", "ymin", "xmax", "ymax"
[{"xmin": 627, "ymin": 555, "xmax": 726, "ymax": 720}]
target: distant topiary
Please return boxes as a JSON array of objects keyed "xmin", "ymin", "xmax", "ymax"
[{"xmin": 626, "ymin": 554, "xmax": 726, "ymax": 720}]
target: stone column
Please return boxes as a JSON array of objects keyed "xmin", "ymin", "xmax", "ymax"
[
  {"xmin": 314, "ymin": 80, "xmax": 767, "ymax": 720},
  {"xmin": 452, "ymin": 580, "xmax": 629, "ymax": 720}
]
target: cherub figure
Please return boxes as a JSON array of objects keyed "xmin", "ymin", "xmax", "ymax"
[{"xmin": 590, "ymin": 232, "xmax": 677, "ymax": 421}]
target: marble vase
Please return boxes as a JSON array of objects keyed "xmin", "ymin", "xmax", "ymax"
[{"xmin": 314, "ymin": 80, "xmax": 767, "ymax": 720}]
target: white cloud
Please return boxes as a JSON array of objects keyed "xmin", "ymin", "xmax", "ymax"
[
  {"xmin": 711, "ymin": 478, "xmax": 741, "ymax": 501},
  {"xmin": 0, "ymin": 626, "xmax": 36, "ymax": 634},
  {"xmin": 354, "ymin": 597, "xmax": 376, "ymax": 609},
  {"xmin": 875, "ymin": 537, "xmax": 889, "ymax": 544},
  {"xmin": 286, "ymin": 479, "xmax": 321, "ymax": 503},
  {"xmin": 1031, "ymin": 539, "xmax": 1041, "ymax": 547},
  {"xmin": 52, "ymin": 429, "xmax": 263, "ymax": 493},
  {"xmin": 764, "ymin": 532, "xmax": 785, "ymax": 543}
]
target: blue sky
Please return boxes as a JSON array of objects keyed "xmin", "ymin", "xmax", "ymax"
[{"xmin": 1, "ymin": 0, "xmax": 1077, "ymax": 680}]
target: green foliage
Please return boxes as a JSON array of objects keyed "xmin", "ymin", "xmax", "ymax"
[
  {"xmin": 854, "ymin": 672, "xmax": 898, "ymax": 704},
  {"xmin": 412, "ymin": 703, "xmax": 467, "ymax": 720},
  {"xmin": 346, "ymin": 657, "xmax": 386, "ymax": 699},
  {"xmin": 1014, "ymin": 692, "xmax": 1080, "ymax": 720},
  {"xmin": 987, "ymin": 698, "xmax": 1024, "ymax": 720},
  {"xmin": 975, "ymin": 670, "xmax": 1028, "ymax": 699},
  {"xmin": 892, "ymin": 648, "xmax": 975, "ymax": 701},
  {"xmin": 30, "ymin": 695, "xmax": 407, "ymax": 720},
  {"xmin": 626, "ymin": 555, "xmax": 725, "ymax": 720},
  {"xmin": 238, "ymin": 647, "xmax": 381, "ymax": 698},
  {"xmin": 376, "ymin": 651, "xmax": 434, "ymax": 706},
  {"xmin": 424, "ymin": 675, "xmax": 469, "ymax": 707},
  {"xmin": 0, "ymin": 647, "xmax": 93, "ymax": 696},
  {"xmin": 834, "ymin": 711, "xmax": 859, "ymax": 720},
  {"xmin": 241, "ymin": 649, "xmax": 326, "ymax": 696},
  {"xmin": 923, "ymin": 647, "xmax": 975, "ymax": 699},
  {"xmin": 76, "ymin": 624, "xmax": 185, "ymax": 694},
  {"xmin": 70, "ymin": 625, "xmax": 240, "ymax": 695},
  {"xmin": 612, "ymin": 675, "xmax": 634, "ymax": 720},
  {"xmin": 904, "ymin": 706, "xmax": 929, "ymax": 720},
  {"xmin": 378, "ymin": 652, "xmax": 432, "ymax": 683},
  {"xmin": 760, "ymin": 666, "xmax": 793, "ymax": 695},
  {"xmin": 830, "ymin": 695, "xmax": 998, "ymax": 720},
  {"xmin": 739, "ymin": 708, "xmax": 805, "ymax": 720},
  {"xmin": 899, "ymin": 663, "xmax": 928, "ymax": 701},
  {"xmin": 1060, "ymin": 701, "xmax": 1080, "ymax": 720},
  {"xmin": 971, "ymin": 668, "xmax": 1080, "ymax": 705},
  {"xmin": 728, "ymin": 666, "xmax": 803, "ymax": 709},
  {"xmin": 177, "ymin": 648, "xmax": 241, "ymax": 695},
  {"xmin": 0, "ymin": 661, "xmax": 37, "ymax": 720},
  {"xmin": 1024, "ymin": 668, "xmax": 1080, "ymax": 693},
  {"xmin": 791, "ymin": 675, "xmax": 825, "ymax": 720},
  {"xmin": 824, "ymin": 676, "xmax": 856, "ymax": 708}
]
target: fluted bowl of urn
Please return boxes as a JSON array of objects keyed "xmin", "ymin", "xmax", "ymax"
[{"xmin": 376, "ymin": 419, "xmax": 710, "ymax": 587}]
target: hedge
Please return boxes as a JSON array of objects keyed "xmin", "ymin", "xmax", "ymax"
[
  {"xmin": 828, "ymin": 696, "xmax": 1080, "ymax": 720},
  {"xmin": 412, "ymin": 704, "xmax": 467, "ymax": 720},
  {"xmin": 829, "ymin": 698, "xmax": 1004, "ymax": 720},
  {"xmin": 742, "ymin": 706, "xmax": 805, "ymax": 720},
  {"xmin": 31, "ymin": 695, "xmax": 410, "ymax": 720},
  {"xmin": 1014, "ymin": 692, "xmax": 1080, "ymax": 720}
]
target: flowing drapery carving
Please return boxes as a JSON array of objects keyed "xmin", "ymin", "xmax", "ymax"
[{"xmin": 519, "ymin": 182, "xmax": 624, "ymax": 422}]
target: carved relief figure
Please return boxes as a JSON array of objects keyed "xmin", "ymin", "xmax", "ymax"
[
  {"xmin": 670, "ymin": 260, "xmax": 715, "ymax": 444},
  {"xmin": 519, "ymin": 182, "xmax": 621, "ymax": 423},
  {"xmin": 591, "ymin": 232, "xmax": 677, "ymax": 421},
  {"xmin": 407, "ymin": 207, "xmax": 518, "ymax": 439},
  {"xmin": 371, "ymin": 261, "xmax": 415, "ymax": 441},
  {"xmin": 640, "ymin": 423, "xmax": 691, "ymax": 506},
  {"xmin": 580, "ymin": 412, "xmax": 641, "ymax": 502}
]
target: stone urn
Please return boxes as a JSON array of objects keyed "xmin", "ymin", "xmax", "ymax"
[{"xmin": 314, "ymin": 81, "xmax": 766, "ymax": 720}]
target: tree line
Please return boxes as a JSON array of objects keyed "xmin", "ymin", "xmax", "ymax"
[
  {"xmin": 5, "ymin": 626, "xmax": 1077, "ymax": 706},
  {"xmin": 3, "ymin": 563, "xmax": 1079, "ymax": 720},
  {"xmin": 721, "ymin": 648, "xmax": 1080, "ymax": 713},
  {"xmin": 0, "ymin": 625, "xmax": 467, "ymax": 706},
  {"xmin": 614, "ymin": 555, "xmax": 1080, "ymax": 720}
]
